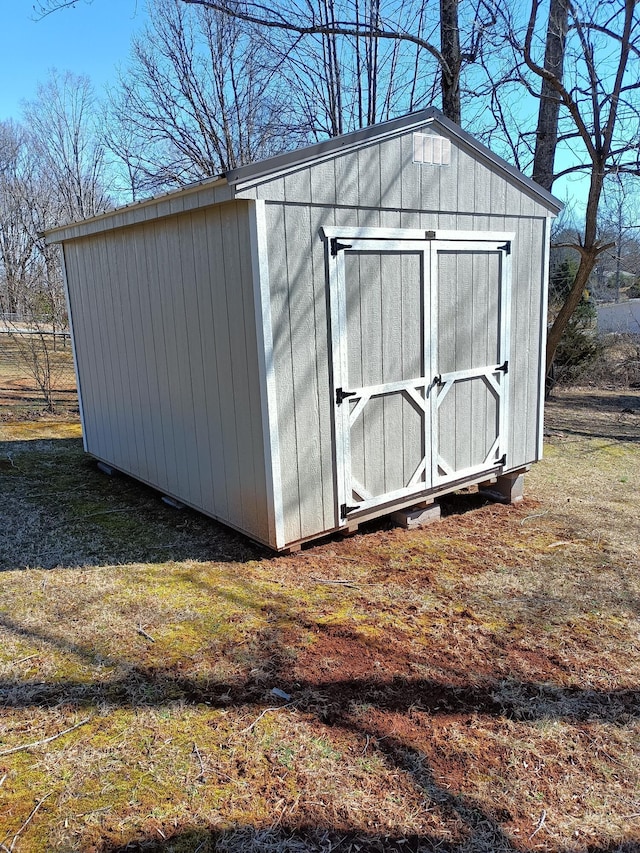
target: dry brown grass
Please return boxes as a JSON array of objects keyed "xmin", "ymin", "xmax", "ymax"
[
  {"xmin": 0, "ymin": 332, "xmax": 77, "ymax": 418},
  {"xmin": 0, "ymin": 388, "xmax": 639, "ymax": 852}
]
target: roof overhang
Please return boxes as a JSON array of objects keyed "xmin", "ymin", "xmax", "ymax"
[
  {"xmin": 44, "ymin": 175, "xmax": 230, "ymax": 244},
  {"xmin": 45, "ymin": 107, "xmax": 562, "ymax": 245}
]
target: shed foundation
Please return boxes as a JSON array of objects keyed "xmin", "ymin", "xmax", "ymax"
[
  {"xmin": 478, "ymin": 469, "xmax": 528, "ymax": 504},
  {"xmin": 391, "ymin": 501, "xmax": 441, "ymax": 529}
]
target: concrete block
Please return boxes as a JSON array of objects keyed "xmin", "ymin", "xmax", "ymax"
[
  {"xmin": 479, "ymin": 472, "xmax": 525, "ymax": 504},
  {"xmin": 391, "ymin": 501, "xmax": 441, "ymax": 529}
]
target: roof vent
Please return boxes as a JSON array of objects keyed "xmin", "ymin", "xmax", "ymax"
[{"xmin": 413, "ymin": 133, "xmax": 451, "ymax": 166}]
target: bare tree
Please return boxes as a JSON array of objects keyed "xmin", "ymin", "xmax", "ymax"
[
  {"xmin": 23, "ymin": 70, "xmax": 110, "ymax": 223},
  {"xmin": 175, "ymin": 0, "xmax": 497, "ymax": 125},
  {"xmin": 531, "ymin": 0, "xmax": 640, "ymax": 369},
  {"xmin": 266, "ymin": 0, "xmax": 442, "ymax": 138},
  {"xmin": 1, "ymin": 73, "xmax": 108, "ymax": 410},
  {"xmin": 595, "ymin": 175, "xmax": 640, "ymax": 302},
  {"xmin": 37, "ymin": 0, "xmax": 495, "ymax": 127},
  {"xmin": 105, "ymin": 0, "xmax": 301, "ymax": 193},
  {"xmin": 0, "ymin": 122, "xmax": 67, "ymax": 410},
  {"xmin": 0, "ymin": 122, "xmax": 39, "ymax": 319},
  {"xmin": 475, "ymin": 0, "xmax": 640, "ymax": 371},
  {"xmin": 530, "ymin": 0, "xmax": 569, "ymax": 191}
]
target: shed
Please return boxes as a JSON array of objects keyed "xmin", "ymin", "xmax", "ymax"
[{"xmin": 45, "ymin": 108, "xmax": 562, "ymax": 552}]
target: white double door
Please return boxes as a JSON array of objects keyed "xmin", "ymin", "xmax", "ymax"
[{"xmin": 326, "ymin": 228, "xmax": 512, "ymax": 522}]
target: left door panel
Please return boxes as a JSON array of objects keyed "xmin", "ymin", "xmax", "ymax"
[{"xmin": 329, "ymin": 239, "xmax": 431, "ymax": 521}]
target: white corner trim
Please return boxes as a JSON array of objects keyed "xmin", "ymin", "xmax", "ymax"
[
  {"xmin": 537, "ymin": 216, "xmax": 552, "ymax": 460},
  {"xmin": 249, "ymin": 200, "xmax": 286, "ymax": 550}
]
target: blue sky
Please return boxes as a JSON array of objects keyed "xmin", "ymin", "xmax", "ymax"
[
  {"xmin": 2, "ymin": 0, "xmax": 586, "ymax": 213},
  {"xmin": 1, "ymin": 0, "xmax": 147, "ymax": 121}
]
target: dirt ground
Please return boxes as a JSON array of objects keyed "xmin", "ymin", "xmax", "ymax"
[{"xmin": 0, "ymin": 380, "xmax": 639, "ymax": 852}]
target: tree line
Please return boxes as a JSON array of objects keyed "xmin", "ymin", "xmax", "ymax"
[{"xmin": 2, "ymin": 0, "xmax": 640, "ymax": 375}]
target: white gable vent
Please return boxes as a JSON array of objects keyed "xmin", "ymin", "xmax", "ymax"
[{"xmin": 413, "ymin": 133, "xmax": 451, "ymax": 165}]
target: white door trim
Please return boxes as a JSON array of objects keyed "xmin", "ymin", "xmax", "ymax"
[{"xmin": 326, "ymin": 228, "xmax": 514, "ymax": 526}]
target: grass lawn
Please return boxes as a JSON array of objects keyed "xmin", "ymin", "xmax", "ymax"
[{"xmin": 0, "ymin": 379, "xmax": 639, "ymax": 852}]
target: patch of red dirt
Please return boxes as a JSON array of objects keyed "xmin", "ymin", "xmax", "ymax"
[{"xmin": 294, "ymin": 626, "xmax": 414, "ymax": 682}]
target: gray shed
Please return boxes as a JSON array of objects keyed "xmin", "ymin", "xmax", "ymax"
[{"xmin": 46, "ymin": 108, "xmax": 561, "ymax": 552}]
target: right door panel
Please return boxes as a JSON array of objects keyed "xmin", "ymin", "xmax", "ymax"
[{"xmin": 431, "ymin": 241, "xmax": 511, "ymax": 484}]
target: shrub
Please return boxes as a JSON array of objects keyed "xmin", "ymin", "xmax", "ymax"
[{"xmin": 549, "ymin": 259, "xmax": 603, "ymax": 385}]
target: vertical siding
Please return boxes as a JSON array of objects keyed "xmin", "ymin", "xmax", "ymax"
[
  {"xmin": 64, "ymin": 242, "xmax": 101, "ymax": 454},
  {"xmin": 308, "ymin": 206, "xmax": 338, "ymax": 533},
  {"xmin": 63, "ymin": 202, "xmax": 271, "ymax": 545},
  {"xmin": 196, "ymin": 208, "xmax": 229, "ymax": 519},
  {"xmin": 508, "ymin": 214, "xmax": 530, "ymax": 467},
  {"xmin": 265, "ymin": 202, "xmax": 338, "ymax": 543},
  {"xmin": 236, "ymin": 132, "xmax": 552, "ymax": 222},
  {"xmin": 265, "ymin": 210, "xmax": 547, "ymax": 543}
]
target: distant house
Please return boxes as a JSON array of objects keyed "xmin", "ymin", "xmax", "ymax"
[
  {"xmin": 597, "ymin": 300, "xmax": 640, "ymax": 334},
  {"xmin": 45, "ymin": 108, "xmax": 561, "ymax": 552}
]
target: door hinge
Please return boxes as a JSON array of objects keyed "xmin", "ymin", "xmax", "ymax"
[
  {"xmin": 425, "ymin": 230, "xmax": 436, "ymax": 240},
  {"xmin": 498, "ymin": 453, "xmax": 507, "ymax": 466},
  {"xmin": 498, "ymin": 360, "xmax": 509, "ymax": 374},
  {"xmin": 433, "ymin": 374, "xmax": 444, "ymax": 387},
  {"xmin": 498, "ymin": 241, "xmax": 511, "ymax": 255},
  {"xmin": 330, "ymin": 238, "xmax": 353, "ymax": 256},
  {"xmin": 336, "ymin": 387, "xmax": 357, "ymax": 405},
  {"xmin": 341, "ymin": 502, "xmax": 361, "ymax": 519}
]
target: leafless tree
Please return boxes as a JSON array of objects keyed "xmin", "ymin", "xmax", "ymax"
[
  {"xmin": 0, "ymin": 122, "xmax": 65, "ymax": 410},
  {"xmin": 1, "ymin": 72, "xmax": 109, "ymax": 410},
  {"xmin": 265, "ymin": 0, "xmax": 439, "ymax": 137},
  {"xmin": 475, "ymin": 0, "xmax": 640, "ymax": 371},
  {"xmin": 176, "ymin": 0, "xmax": 497, "ymax": 126},
  {"xmin": 594, "ymin": 176, "xmax": 640, "ymax": 302},
  {"xmin": 0, "ymin": 122, "xmax": 39, "ymax": 319},
  {"xmin": 105, "ymin": 0, "xmax": 302, "ymax": 193},
  {"xmin": 530, "ymin": 0, "xmax": 569, "ymax": 192},
  {"xmin": 23, "ymin": 70, "xmax": 110, "ymax": 223},
  {"xmin": 37, "ymin": 0, "xmax": 495, "ymax": 127}
]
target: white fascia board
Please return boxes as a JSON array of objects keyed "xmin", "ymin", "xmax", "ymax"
[
  {"xmin": 45, "ymin": 177, "xmax": 231, "ymax": 244},
  {"xmin": 322, "ymin": 226, "xmax": 516, "ymax": 243}
]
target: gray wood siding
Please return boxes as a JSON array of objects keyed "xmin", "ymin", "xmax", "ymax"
[
  {"xmin": 236, "ymin": 128, "xmax": 551, "ymax": 219},
  {"xmin": 64, "ymin": 202, "xmax": 271, "ymax": 545},
  {"xmin": 436, "ymin": 248, "xmax": 502, "ymax": 474},
  {"xmin": 345, "ymin": 249, "xmax": 426, "ymax": 500},
  {"xmin": 47, "ymin": 181, "xmax": 234, "ymax": 244},
  {"xmin": 266, "ymin": 203, "xmax": 546, "ymax": 542},
  {"xmin": 266, "ymin": 203, "xmax": 340, "ymax": 544}
]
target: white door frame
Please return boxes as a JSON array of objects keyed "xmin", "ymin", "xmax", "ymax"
[{"xmin": 323, "ymin": 226, "xmax": 514, "ymax": 527}]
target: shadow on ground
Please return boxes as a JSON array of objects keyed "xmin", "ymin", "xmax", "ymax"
[
  {"xmin": 100, "ymin": 827, "xmax": 640, "ymax": 853},
  {"xmin": 0, "ymin": 437, "xmax": 502, "ymax": 571},
  {"xmin": 545, "ymin": 390, "xmax": 640, "ymax": 442},
  {"xmin": 0, "ymin": 438, "xmax": 266, "ymax": 569}
]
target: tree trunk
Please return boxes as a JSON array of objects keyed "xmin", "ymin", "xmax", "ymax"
[
  {"xmin": 531, "ymin": 0, "xmax": 569, "ymax": 192},
  {"xmin": 440, "ymin": 0, "xmax": 461, "ymax": 124},
  {"xmin": 545, "ymin": 168, "xmax": 606, "ymax": 371},
  {"xmin": 545, "ymin": 252, "xmax": 598, "ymax": 372}
]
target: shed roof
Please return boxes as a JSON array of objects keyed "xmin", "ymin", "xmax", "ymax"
[{"xmin": 45, "ymin": 107, "xmax": 562, "ymax": 244}]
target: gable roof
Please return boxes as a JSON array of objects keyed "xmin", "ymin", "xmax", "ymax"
[
  {"xmin": 45, "ymin": 107, "xmax": 561, "ymax": 244},
  {"xmin": 226, "ymin": 107, "xmax": 563, "ymax": 213}
]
